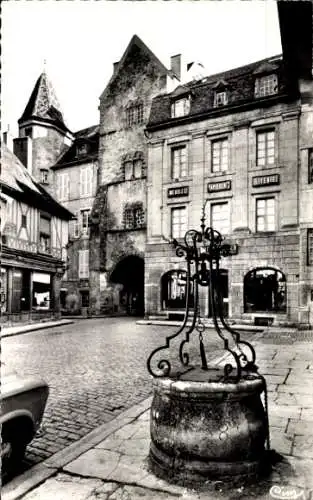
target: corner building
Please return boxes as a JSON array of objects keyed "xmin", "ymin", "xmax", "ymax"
[{"xmin": 145, "ymin": 48, "xmax": 313, "ymax": 327}]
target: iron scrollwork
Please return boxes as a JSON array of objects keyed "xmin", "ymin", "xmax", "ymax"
[{"xmin": 146, "ymin": 216, "xmax": 257, "ymax": 382}]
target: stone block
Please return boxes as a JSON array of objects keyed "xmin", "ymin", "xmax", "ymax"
[
  {"xmin": 293, "ymin": 435, "xmax": 313, "ymax": 459},
  {"xmin": 270, "ymin": 429, "xmax": 294, "ymax": 455},
  {"xmin": 287, "ymin": 419, "xmax": 313, "ymax": 435},
  {"xmin": 22, "ymin": 473, "xmax": 103, "ymax": 500}
]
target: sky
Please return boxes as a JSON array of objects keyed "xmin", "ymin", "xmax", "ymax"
[{"xmin": 2, "ymin": 1, "xmax": 282, "ymax": 136}]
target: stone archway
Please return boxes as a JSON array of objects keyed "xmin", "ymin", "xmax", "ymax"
[{"xmin": 110, "ymin": 255, "xmax": 144, "ymax": 316}]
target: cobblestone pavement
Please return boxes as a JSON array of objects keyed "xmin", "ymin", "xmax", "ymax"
[{"xmin": 2, "ymin": 317, "xmax": 246, "ymax": 473}]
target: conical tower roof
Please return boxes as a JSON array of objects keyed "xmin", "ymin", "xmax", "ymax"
[{"xmin": 18, "ymin": 71, "xmax": 70, "ymax": 133}]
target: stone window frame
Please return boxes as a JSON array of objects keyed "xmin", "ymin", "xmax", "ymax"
[
  {"xmin": 210, "ymin": 137, "xmax": 229, "ymax": 174},
  {"xmin": 170, "ymin": 205, "xmax": 188, "ymax": 239},
  {"xmin": 123, "ymin": 202, "xmax": 145, "ymax": 230},
  {"xmin": 307, "ymin": 229, "xmax": 313, "ymax": 266},
  {"xmin": 126, "ymin": 101, "xmax": 144, "ymax": 127},
  {"xmin": 122, "ymin": 151, "xmax": 146, "ymax": 181},
  {"xmin": 170, "ymin": 145, "xmax": 188, "ymax": 180},
  {"xmin": 205, "ymin": 128, "xmax": 232, "ymax": 177},
  {"xmin": 209, "ymin": 200, "xmax": 231, "ymax": 236},
  {"xmin": 255, "ymin": 128, "xmax": 276, "ymax": 168},
  {"xmin": 255, "ymin": 196, "xmax": 276, "ymax": 233}
]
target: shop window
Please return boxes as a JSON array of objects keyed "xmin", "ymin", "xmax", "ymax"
[
  {"xmin": 171, "ymin": 146, "xmax": 187, "ymax": 179},
  {"xmin": 32, "ymin": 272, "xmax": 51, "ymax": 310},
  {"xmin": 39, "ymin": 214, "xmax": 51, "ymax": 254},
  {"xmin": 161, "ymin": 270, "xmax": 194, "ymax": 309},
  {"xmin": 171, "ymin": 206, "xmax": 187, "ymax": 239},
  {"xmin": 244, "ymin": 268, "xmax": 286, "ymax": 313},
  {"xmin": 1, "ymin": 267, "xmax": 7, "ymax": 313},
  {"xmin": 211, "ymin": 138, "xmax": 228, "ymax": 173},
  {"xmin": 256, "ymin": 129, "xmax": 275, "ymax": 166}
]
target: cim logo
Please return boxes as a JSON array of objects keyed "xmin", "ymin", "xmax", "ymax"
[{"xmin": 270, "ymin": 485, "xmax": 306, "ymax": 500}]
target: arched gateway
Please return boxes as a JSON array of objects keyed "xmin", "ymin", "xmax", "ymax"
[{"xmin": 110, "ymin": 255, "xmax": 144, "ymax": 316}]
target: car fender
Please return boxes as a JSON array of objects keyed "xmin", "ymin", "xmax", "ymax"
[{"xmin": 1, "ymin": 409, "xmax": 35, "ymax": 442}]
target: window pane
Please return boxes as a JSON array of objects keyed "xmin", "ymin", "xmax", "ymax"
[{"xmin": 171, "ymin": 207, "xmax": 187, "ymax": 238}]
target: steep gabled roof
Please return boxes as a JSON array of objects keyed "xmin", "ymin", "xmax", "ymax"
[
  {"xmin": 18, "ymin": 72, "xmax": 71, "ymax": 133},
  {"xmin": 100, "ymin": 35, "xmax": 170, "ymax": 101},
  {"xmin": 1, "ymin": 144, "xmax": 73, "ymax": 220}
]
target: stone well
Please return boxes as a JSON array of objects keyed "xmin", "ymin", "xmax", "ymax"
[{"xmin": 149, "ymin": 367, "xmax": 268, "ymax": 485}]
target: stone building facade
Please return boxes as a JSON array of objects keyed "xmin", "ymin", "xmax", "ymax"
[
  {"xmin": 50, "ymin": 126, "xmax": 99, "ymax": 313},
  {"xmin": 89, "ymin": 35, "xmax": 179, "ymax": 315},
  {"xmin": 145, "ymin": 38, "xmax": 312, "ymax": 327}
]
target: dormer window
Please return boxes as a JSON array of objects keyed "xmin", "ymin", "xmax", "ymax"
[
  {"xmin": 76, "ymin": 144, "xmax": 88, "ymax": 157},
  {"xmin": 254, "ymin": 74, "xmax": 278, "ymax": 98},
  {"xmin": 214, "ymin": 91, "xmax": 228, "ymax": 108},
  {"xmin": 171, "ymin": 96, "xmax": 190, "ymax": 118}
]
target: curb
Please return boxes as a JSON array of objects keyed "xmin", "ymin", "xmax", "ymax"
[
  {"xmin": 1, "ymin": 320, "xmax": 74, "ymax": 339},
  {"xmin": 2, "ymin": 395, "xmax": 152, "ymax": 500}
]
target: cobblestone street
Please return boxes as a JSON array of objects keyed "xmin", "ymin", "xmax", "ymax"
[{"xmin": 2, "ymin": 317, "xmax": 230, "ymax": 473}]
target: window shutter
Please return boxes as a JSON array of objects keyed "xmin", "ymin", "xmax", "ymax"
[
  {"xmin": 79, "ymin": 249, "xmax": 89, "ymax": 278},
  {"xmin": 80, "ymin": 169, "xmax": 84, "ymax": 196}
]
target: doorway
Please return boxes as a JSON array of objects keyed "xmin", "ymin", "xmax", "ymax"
[{"xmin": 110, "ymin": 256, "xmax": 144, "ymax": 316}]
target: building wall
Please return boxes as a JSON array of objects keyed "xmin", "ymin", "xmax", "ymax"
[
  {"xmin": 91, "ymin": 40, "xmax": 171, "ymax": 315},
  {"xmin": 53, "ymin": 160, "xmax": 98, "ymax": 312},
  {"xmin": 146, "ymin": 100, "xmax": 306, "ymax": 326}
]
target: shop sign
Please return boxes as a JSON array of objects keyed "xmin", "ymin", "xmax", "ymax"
[
  {"xmin": 207, "ymin": 180, "xmax": 231, "ymax": 193},
  {"xmin": 168, "ymin": 186, "xmax": 189, "ymax": 198},
  {"xmin": 252, "ymin": 174, "xmax": 280, "ymax": 187}
]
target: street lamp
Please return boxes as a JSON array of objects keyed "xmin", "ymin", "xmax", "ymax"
[{"xmin": 146, "ymin": 206, "xmax": 270, "ymax": 486}]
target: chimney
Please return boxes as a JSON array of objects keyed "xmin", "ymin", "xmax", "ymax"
[
  {"xmin": 171, "ymin": 54, "xmax": 181, "ymax": 80},
  {"xmin": 113, "ymin": 61, "xmax": 119, "ymax": 74},
  {"xmin": 3, "ymin": 126, "xmax": 14, "ymax": 151},
  {"xmin": 13, "ymin": 137, "xmax": 33, "ymax": 174}
]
